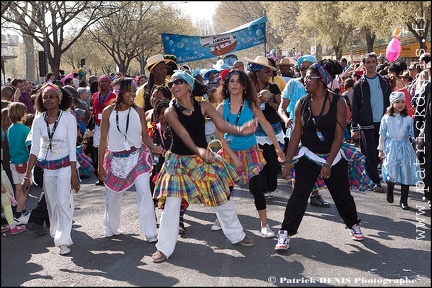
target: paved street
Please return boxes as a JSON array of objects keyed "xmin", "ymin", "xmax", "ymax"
[{"xmin": 1, "ymin": 172, "xmax": 431, "ymax": 287}]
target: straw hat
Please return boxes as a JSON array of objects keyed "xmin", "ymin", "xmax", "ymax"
[
  {"xmin": 278, "ymin": 58, "xmax": 294, "ymax": 67},
  {"xmin": 245, "ymin": 56, "xmax": 277, "ymax": 71},
  {"xmin": 145, "ymin": 54, "xmax": 166, "ymax": 71}
]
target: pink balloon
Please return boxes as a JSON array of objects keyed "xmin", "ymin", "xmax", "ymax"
[{"xmin": 386, "ymin": 38, "xmax": 401, "ymax": 62}]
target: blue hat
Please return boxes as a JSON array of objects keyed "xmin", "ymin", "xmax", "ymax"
[
  {"xmin": 192, "ymin": 68, "xmax": 202, "ymax": 77},
  {"xmin": 389, "ymin": 91, "xmax": 405, "ymax": 105},
  {"xmin": 204, "ymin": 69, "xmax": 219, "ymax": 81},
  {"xmin": 296, "ymin": 55, "xmax": 317, "ymax": 67},
  {"xmin": 171, "ymin": 70, "xmax": 195, "ymax": 92}
]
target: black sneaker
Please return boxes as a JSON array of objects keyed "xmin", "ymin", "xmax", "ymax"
[
  {"xmin": 95, "ymin": 180, "xmax": 104, "ymax": 186},
  {"xmin": 372, "ymin": 184, "xmax": 384, "ymax": 193},
  {"xmin": 310, "ymin": 194, "xmax": 331, "ymax": 208}
]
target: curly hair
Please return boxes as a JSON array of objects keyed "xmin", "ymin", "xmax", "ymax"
[
  {"xmin": 219, "ymin": 70, "xmax": 258, "ymax": 110},
  {"xmin": 34, "ymin": 85, "xmax": 73, "ymax": 112}
]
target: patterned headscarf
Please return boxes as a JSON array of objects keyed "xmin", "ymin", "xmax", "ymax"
[
  {"xmin": 42, "ymin": 83, "xmax": 63, "ymax": 101},
  {"xmin": 310, "ymin": 63, "xmax": 333, "ymax": 85}
]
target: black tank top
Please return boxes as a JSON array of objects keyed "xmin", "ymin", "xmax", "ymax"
[
  {"xmin": 171, "ymin": 99, "xmax": 208, "ymax": 155},
  {"xmin": 300, "ymin": 93, "xmax": 340, "ymax": 154}
]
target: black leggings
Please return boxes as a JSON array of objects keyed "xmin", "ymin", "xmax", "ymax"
[{"xmin": 229, "ymin": 174, "xmax": 266, "ymax": 211}]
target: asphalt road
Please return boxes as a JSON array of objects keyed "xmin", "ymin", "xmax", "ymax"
[{"xmin": 1, "ymin": 173, "xmax": 431, "ymax": 287}]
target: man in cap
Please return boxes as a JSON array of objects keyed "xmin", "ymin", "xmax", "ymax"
[
  {"xmin": 135, "ymin": 54, "xmax": 168, "ymax": 111},
  {"xmin": 277, "ymin": 55, "xmax": 331, "ymax": 208}
]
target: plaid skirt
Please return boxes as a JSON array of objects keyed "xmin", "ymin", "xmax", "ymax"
[
  {"xmin": 154, "ymin": 150, "xmax": 240, "ymax": 207},
  {"xmin": 288, "ymin": 143, "xmax": 374, "ymax": 192},
  {"xmin": 76, "ymin": 146, "xmax": 95, "ymax": 177},
  {"xmin": 103, "ymin": 145, "xmax": 152, "ymax": 192},
  {"xmin": 217, "ymin": 144, "xmax": 266, "ymax": 184}
]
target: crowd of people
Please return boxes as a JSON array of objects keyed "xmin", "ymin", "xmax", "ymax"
[{"xmin": 1, "ymin": 51, "xmax": 430, "ymax": 262}]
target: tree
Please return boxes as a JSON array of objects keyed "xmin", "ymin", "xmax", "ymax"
[
  {"xmin": 1, "ymin": 1, "xmax": 126, "ymax": 80},
  {"xmin": 89, "ymin": 2, "xmax": 197, "ymax": 75},
  {"xmin": 213, "ymin": 2, "xmax": 279, "ymax": 59}
]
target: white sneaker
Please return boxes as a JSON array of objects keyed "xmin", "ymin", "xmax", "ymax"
[
  {"xmin": 275, "ymin": 230, "xmax": 290, "ymax": 250},
  {"xmin": 211, "ymin": 219, "xmax": 222, "ymax": 231},
  {"xmin": 264, "ymin": 192, "xmax": 274, "ymax": 199},
  {"xmin": 105, "ymin": 229, "xmax": 123, "ymax": 238},
  {"xmin": 14, "ymin": 212, "xmax": 30, "ymax": 225},
  {"xmin": 261, "ymin": 224, "xmax": 276, "ymax": 238},
  {"xmin": 59, "ymin": 245, "xmax": 71, "ymax": 255}
]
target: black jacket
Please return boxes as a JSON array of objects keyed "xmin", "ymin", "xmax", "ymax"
[{"xmin": 351, "ymin": 74, "xmax": 391, "ymax": 132}]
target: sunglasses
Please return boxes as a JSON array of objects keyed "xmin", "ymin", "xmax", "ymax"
[
  {"xmin": 168, "ymin": 78, "xmax": 186, "ymax": 89},
  {"xmin": 304, "ymin": 75, "xmax": 321, "ymax": 81},
  {"xmin": 42, "ymin": 94, "xmax": 59, "ymax": 100}
]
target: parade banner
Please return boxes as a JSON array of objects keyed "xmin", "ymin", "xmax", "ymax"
[{"xmin": 162, "ymin": 16, "xmax": 267, "ymax": 64}]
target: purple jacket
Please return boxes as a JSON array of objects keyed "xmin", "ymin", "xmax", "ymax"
[{"xmin": 19, "ymin": 91, "xmax": 35, "ymax": 114}]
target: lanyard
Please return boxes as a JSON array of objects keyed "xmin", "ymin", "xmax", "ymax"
[
  {"xmin": 98, "ymin": 92, "xmax": 110, "ymax": 113},
  {"xmin": 45, "ymin": 110, "xmax": 62, "ymax": 150},
  {"xmin": 116, "ymin": 108, "xmax": 131, "ymax": 140},
  {"xmin": 311, "ymin": 90, "xmax": 329, "ymax": 130},
  {"xmin": 226, "ymin": 99, "xmax": 244, "ymax": 126}
]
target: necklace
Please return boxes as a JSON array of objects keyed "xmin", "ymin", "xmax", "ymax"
[{"xmin": 174, "ymin": 100, "xmax": 193, "ymax": 114}]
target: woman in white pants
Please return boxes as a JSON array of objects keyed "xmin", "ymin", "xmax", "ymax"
[
  {"xmin": 97, "ymin": 77, "xmax": 164, "ymax": 241},
  {"xmin": 22, "ymin": 84, "xmax": 80, "ymax": 256},
  {"xmin": 152, "ymin": 70, "xmax": 258, "ymax": 263}
]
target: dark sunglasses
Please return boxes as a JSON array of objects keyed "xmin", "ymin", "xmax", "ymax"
[{"xmin": 168, "ymin": 78, "xmax": 186, "ymax": 89}]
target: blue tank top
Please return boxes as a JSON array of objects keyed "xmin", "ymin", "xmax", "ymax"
[{"xmin": 222, "ymin": 99, "xmax": 256, "ymax": 151}]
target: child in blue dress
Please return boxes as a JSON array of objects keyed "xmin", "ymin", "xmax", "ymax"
[{"xmin": 378, "ymin": 92, "xmax": 421, "ymax": 210}]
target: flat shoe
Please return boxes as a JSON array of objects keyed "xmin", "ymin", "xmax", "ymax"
[{"xmin": 152, "ymin": 250, "xmax": 166, "ymax": 263}]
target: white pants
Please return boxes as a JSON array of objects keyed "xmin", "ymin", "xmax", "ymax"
[
  {"xmin": 156, "ymin": 197, "xmax": 245, "ymax": 259},
  {"xmin": 104, "ymin": 172, "xmax": 157, "ymax": 239},
  {"xmin": 43, "ymin": 167, "xmax": 74, "ymax": 247}
]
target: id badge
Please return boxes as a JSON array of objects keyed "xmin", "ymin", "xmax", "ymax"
[
  {"xmin": 260, "ymin": 103, "xmax": 266, "ymax": 110},
  {"xmin": 316, "ymin": 131, "xmax": 325, "ymax": 142},
  {"xmin": 123, "ymin": 141, "xmax": 131, "ymax": 151},
  {"xmin": 98, "ymin": 113, "xmax": 102, "ymax": 120}
]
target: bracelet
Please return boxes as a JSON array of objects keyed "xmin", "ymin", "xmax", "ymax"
[
  {"xmin": 323, "ymin": 162, "xmax": 331, "ymax": 168},
  {"xmin": 23, "ymin": 176, "xmax": 30, "ymax": 180}
]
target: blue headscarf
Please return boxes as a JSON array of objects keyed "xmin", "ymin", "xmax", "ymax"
[
  {"xmin": 171, "ymin": 70, "xmax": 195, "ymax": 92},
  {"xmin": 296, "ymin": 55, "xmax": 317, "ymax": 68}
]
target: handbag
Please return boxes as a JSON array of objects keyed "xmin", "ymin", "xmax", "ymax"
[{"xmin": 15, "ymin": 162, "xmax": 27, "ymax": 174}]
